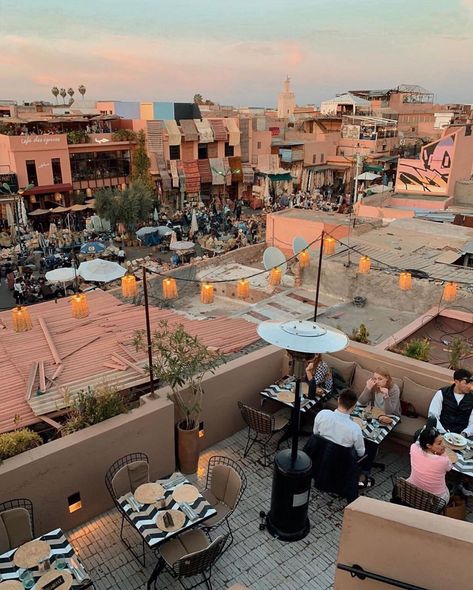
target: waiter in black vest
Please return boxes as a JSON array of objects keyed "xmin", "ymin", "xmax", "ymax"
[{"xmin": 428, "ymin": 369, "xmax": 473, "ymax": 438}]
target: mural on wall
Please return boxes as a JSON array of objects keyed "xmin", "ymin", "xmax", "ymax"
[{"xmin": 395, "ymin": 134, "xmax": 455, "ymax": 195}]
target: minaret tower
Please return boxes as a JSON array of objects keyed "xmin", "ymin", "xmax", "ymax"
[{"xmin": 277, "ymin": 76, "xmax": 296, "ymax": 118}]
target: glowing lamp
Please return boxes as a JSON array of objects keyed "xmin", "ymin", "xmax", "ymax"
[
  {"xmin": 68, "ymin": 492, "xmax": 82, "ymax": 514},
  {"xmin": 268, "ymin": 268, "xmax": 282, "ymax": 286},
  {"xmin": 236, "ymin": 279, "xmax": 249, "ymax": 299},
  {"xmin": 200, "ymin": 283, "xmax": 214, "ymax": 304},
  {"xmin": 323, "ymin": 236, "xmax": 335, "ymax": 256},
  {"xmin": 358, "ymin": 256, "xmax": 371, "ymax": 274},
  {"xmin": 121, "ymin": 274, "xmax": 138, "ymax": 298},
  {"xmin": 399, "ymin": 272, "xmax": 412, "ymax": 291},
  {"xmin": 11, "ymin": 306, "xmax": 33, "ymax": 332},
  {"xmin": 162, "ymin": 277, "xmax": 178, "ymax": 300},
  {"xmin": 442, "ymin": 282, "xmax": 457, "ymax": 302},
  {"xmin": 71, "ymin": 293, "xmax": 89, "ymax": 319},
  {"xmin": 298, "ymin": 249, "xmax": 310, "ymax": 268}
]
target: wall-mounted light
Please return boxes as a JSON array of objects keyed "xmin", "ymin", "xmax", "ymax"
[
  {"xmin": 199, "ymin": 421, "xmax": 205, "ymax": 439},
  {"xmin": 68, "ymin": 492, "xmax": 82, "ymax": 513}
]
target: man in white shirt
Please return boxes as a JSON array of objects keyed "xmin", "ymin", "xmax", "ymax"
[
  {"xmin": 428, "ymin": 369, "xmax": 473, "ymax": 438},
  {"xmin": 313, "ymin": 389, "xmax": 365, "ymax": 458}
]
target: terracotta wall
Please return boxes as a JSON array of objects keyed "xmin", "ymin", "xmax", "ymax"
[{"xmin": 335, "ymin": 497, "xmax": 473, "ymax": 589}]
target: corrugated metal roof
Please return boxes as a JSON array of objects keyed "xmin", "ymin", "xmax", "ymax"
[{"xmin": 0, "ymin": 290, "xmax": 259, "ymax": 433}]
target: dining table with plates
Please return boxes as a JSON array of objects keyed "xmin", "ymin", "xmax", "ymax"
[
  {"xmin": 350, "ymin": 403, "xmax": 400, "ymax": 445},
  {"xmin": 0, "ymin": 528, "xmax": 91, "ymax": 589},
  {"xmin": 260, "ymin": 376, "xmax": 331, "ymax": 414},
  {"xmin": 442, "ymin": 432, "xmax": 473, "ymax": 478}
]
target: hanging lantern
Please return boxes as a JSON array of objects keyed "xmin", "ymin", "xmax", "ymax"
[
  {"xmin": 121, "ymin": 274, "xmax": 138, "ymax": 298},
  {"xmin": 162, "ymin": 277, "xmax": 178, "ymax": 300},
  {"xmin": 71, "ymin": 293, "xmax": 89, "ymax": 319},
  {"xmin": 298, "ymin": 249, "xmax": 310, "ymax": 268},
  {"xmin": 358, "ymin": 256, "xmax": 371, "ymax": 274},
  {"xmin": 268, "ymin": 268, "xmax": 282, "ymax": 286},
  {"xmin": 200, "ymin": 282, "xmax": 214, "ymax": 304},
  {"xmin": 11, "ymin": 306, "xmax": 33, "ymax": 333},
  {"xmin": 442, "ymin": 282, "xmax": 457, "ymax": 302},
  {"xmin": 30, "ymin": 195, "xmax": 37, "ymax": 204},
  {"xmin": 54, "ymin": 192, "xmax": 62, "ymax": 203},
  {"xmin": 85, "ymin": 188, "xmax": 93, "ymax": 197},
  {"xmin": 236, "ymin": 279, "xmax": 249, "ymax": 299},
  {"xmin": 399, "ymin": 272, "xmax": 412, "ymax": 291},
  {"xmin": 323, "ymin": 236, "xmax": 336, "ymax": 256}
]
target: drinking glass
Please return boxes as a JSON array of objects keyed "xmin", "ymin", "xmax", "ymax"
[
  {"xmin": 19, "ymin": 569, "xmax": 34, "ymax": 589},
  {"xmin": 55, "ymin": 556, "xmax": 67, "ymax": 570}
]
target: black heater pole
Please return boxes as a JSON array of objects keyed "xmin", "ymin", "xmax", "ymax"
[
  {"xmin": 313, "ymin": 229, "xmax": 325, "ymax": 322},
  {"xmin": 142, "ymin": 266, "xmax": 155, "ymax": 397}
]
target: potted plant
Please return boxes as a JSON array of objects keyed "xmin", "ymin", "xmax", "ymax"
[
  {"xmin": 134, "ymin": 320, "xmax": 223, "ymax": 473},
  {"xmin": 404, "ymin": 338, "xmax": 431, "ymax": 362}
]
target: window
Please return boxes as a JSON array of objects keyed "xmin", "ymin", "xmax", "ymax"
[
  {"xmin": 312, "ymin": 154, "xmax": 317, "ymax": 164},
  {"xmin": 257, "ymin": 141, "xmax": 262, "ymax": 149},
  {"xmin": 51, "ymin": 158, "xmax": 62, "ymax": 184},
  {"xmin": 169, "ymin": 145, "xmax": 180, "ymax": 160},
  {"xmin": 26, "ymin": 160, "xmax": 38, "ymax": 186},
  {"xmin": 320, "ymin": 153, "xmax": 324, "ymax": 163},
  {"xmin": 69, "ymin": 150, "xmax": 131, "ymax": 182},
  {"xmin": 224, "ymin": 142, "xmax": 234, "ymax": 157},
  {"xmin": 198, "ymin": 143, "xmax": 208, "ymax": 159}
]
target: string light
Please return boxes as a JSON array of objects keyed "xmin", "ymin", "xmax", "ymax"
[
  {"xmin": 162, "ymin": 277, "xmax": 178, "ymax": 300},
  {"xmin": 121, "ymin": 274, "xmax": 138, "ymax": 298},
  {"xmin": 236, "ymin": 279, "xmax": 249, "ymax": 299},
  {"xmin": 298, "ymin": 249, "xmax": 310, "ymax": 268},
  {"xmin": 399, "ymin": 272, "xmax": 412, "ymax": 291},
  {"xmin": 71, "ymin": 293, "xmax": 89, "ymax": 319},
  {"xmin": 323, "ymin": 236, "xmax": 336, "ymax": 256},
  {"xmin": 358, "ymin": 256, "xmax": 371, "ymax": 274},
  {"xmin": 200, "ymin": 282, "xmax": 214, "ymax": 304},
  {"xmin": 268, "ymin": 268, "xmax": 282, "ymax": 286},
  {"xmin": 11, "ymin": 306, "xmax": 33, "ymax": 332},
  {"xmin": 442, "ymin": 282, "xmax": 457, "ymax": 302}
]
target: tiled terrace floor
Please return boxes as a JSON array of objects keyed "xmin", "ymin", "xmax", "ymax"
[{"xmin": 68, "ymin": 429, "xmax": 473, "ymax": 590}]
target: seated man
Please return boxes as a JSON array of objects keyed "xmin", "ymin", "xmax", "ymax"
[
  {"xmin": 313, "ymin": 388, "xmax": 365, "ymax": 459},
  {"xmin": 428, "ymin": 369, "xmax": 473, "ymax": 438}
]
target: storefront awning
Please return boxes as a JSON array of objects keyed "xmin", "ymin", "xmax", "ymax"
[
  {"xmin": 194, "ymin": 119, "xmax": 214, "ymax": 143},
  {"xmin": 209, "ymin": 119, "xmax": 228, "ymax": 142},
  {"xmin": 24, "ymin": 183, "xmax": 72, "ymax": 196},
  {"xmin": 364, "ymin": 165, "xmax": 384, "ymax": 173},
  {"xmin": 164, "ymin": 120, "xmax": 182, "ymax": 146},
  {"xmin": 197, "ymin": 159, "xmax": 212, "ymax": 184},
  {"xmin": 224, "ymin": 118, "xmax": 240, "ymax": 146},
  {"xmin": 182, "ymin": 160, "xmax": 200, "ymax": 194},
  {"xmin": 258, "ymin": 172, "xmax": 294, "ymax": 181},
  {"xmin": 180, "ymin": 119, "xmax": 199, "ymax": 142}
]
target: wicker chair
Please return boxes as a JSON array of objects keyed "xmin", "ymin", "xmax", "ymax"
[
  {"xmin": 238, "ymin": 401, "xmax": 289, "ymax": 466},
  {"xmin": 0, "ymin": 498, "xmax": 34, "ymax": 553},
  {"xmin": 393, "ymin": 477, "xmax": 447, "ymax": 514},
  {"xmin": 200, "ymin": 456, "xmax": 247, "ymax": 547},
  {"xmin": 105, "ymin": 452, "xmax": 150, "ymax": 565},
  {"xmin": 148, "ymin": 530, "xmax": 228, "ymax": 590}
]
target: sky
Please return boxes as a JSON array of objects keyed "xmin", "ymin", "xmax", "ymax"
[{"xmin": 1, "ymin": 0, "xmax": 472, "ymax": 107}]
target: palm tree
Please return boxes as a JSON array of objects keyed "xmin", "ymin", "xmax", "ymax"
[
  {"xmin": 193, "ymin": 93, "xmax": 203, "ymax": 104},
  {"xmin": 78, "ymin": 85, "xmax": 86, "ymax": 100},
  {"xmin": 67, "ymin": 88, "xmax": 75, "ymax": 100},
  {"xmin": 51, "ymin": 87, "xmax": 59, "ymax": 104},
  {"xmin": 59, "ymin": 88, "xmax": 67, "ymax": 104}
]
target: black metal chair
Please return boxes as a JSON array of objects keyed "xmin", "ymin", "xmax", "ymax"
[
  {"xmin": 148, "ymin": 530, "xmax": 228, "ymax": 590},
  {"xmin": 200, "ymin": 456, "xmax": 247, "ymax": 548},
  {"xmin": 238, "ymin": 401, "xmax": 289, "ymax": 466},
  {"xmin": 392, "ymin": 477, "xmax": 447, "ymax": 514},
  {"xmin": 105, "ymin": 452, "xmax": 149, "ymax": 565},
  {"xmin": 0, "ymin": 498, "xmax": 34, "ymax": 551}
]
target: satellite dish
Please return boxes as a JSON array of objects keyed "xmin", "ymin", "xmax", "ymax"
[
  {"xmin": 292, "ymin": 236, "xmax": 309, "ymax": 256},
  {"xmin": 263, "ymin": 246, "xmax": 287, "ymax": 275}
]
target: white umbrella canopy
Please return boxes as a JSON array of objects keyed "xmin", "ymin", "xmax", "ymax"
[
  {"xmin": 189, "ymin": 210, "xmax": 199, "ymax": 237},
  {"xmin": 45, "ymin": 267, "xmax": 76, "ymax": 283},
  {"xmin": 257, "ymin": 320, "xmax": 349, "ymax": 354},
  {"xmin": 355, "ymin": 172, "xmax": 380, "ymax": 181},
  {"xmin": 78, "ymin": 259, "xmax": 126, "ymax": 283},
  {"xmin": 136, "ymin": 226, "xmax": 159, "ymax": 238},
  {"xmin": 153, "ymin": 207, "xmax": 159, "ymax": 222}
]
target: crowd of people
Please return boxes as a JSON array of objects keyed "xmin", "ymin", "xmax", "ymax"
[{"xmin": 270, "ymin": 188, "xmax": 352, "ymax": 214}]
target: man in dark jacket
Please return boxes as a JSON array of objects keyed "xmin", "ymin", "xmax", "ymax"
[{"xmin": 428, "ymin": 369, "xmax": 473, "ymax": 438}]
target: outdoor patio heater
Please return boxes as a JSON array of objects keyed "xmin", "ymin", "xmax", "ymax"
[{"xmin": 257, "ymin": 320, "xmax": 348, "ymax": 541}]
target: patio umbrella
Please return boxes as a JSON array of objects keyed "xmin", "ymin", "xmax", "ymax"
[
  {"xmin": 51, "ymin": 206, "xmax": 71, "ymax": 213},
  {"xmin": 28, "ymin": 208, "xmax": 50, "ymax": 216},
  {"xmin": 170, "ymin": 240, "xmax": 195, "ymax": 251},
  {"xmin": 136, "ymin": 226, "xmax": 159, "ymax": 238},
  {"xmin": 46, "ymin": 267, "xmax": 76, "ymax": 283},
  {"xmin": 78, "ymin": 259, "xmax": 126, "ymax": 282},
  {"xmin": 20, "ymin": 198, "xmax": 28, "ymax": 226},
  {"xmin": 157, "ymin": 226, "xmax": 173, "ymax": 236},
  {"xmin": 153, "ymin": 207, "xmax": 159, "ymax": 222},
  {"xmin": 70, "ymin": 204, "xmax": 89, "ymax": 212},
  {"xmin": 80, "ymin": 241, "xmax": 106, "ymax": 255},
  {"xmin": 189, "ymin": 210, "xmax": 198, "ymax": 238},
  {"xmin": 355, "ymin": 172, "xmax": 380, "ymax": 181}
]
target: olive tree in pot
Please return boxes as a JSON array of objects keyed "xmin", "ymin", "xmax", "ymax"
[{"xmin": 134, "ymin": 320, "xmax": 223, "ymax": 474}]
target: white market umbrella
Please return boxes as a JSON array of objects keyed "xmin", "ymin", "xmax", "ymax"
[
  {"xmin": 46, "ymin": 267, "xmax": 76, "ymax": 283},
  {"xmin": 153, "ymin": 207, "xmax": 159, "ymax": 222},
  {"xmin": 20, "ymin": 198, "xmax": 28, "ymax": 226},
  {"xmin": 157, "ymin": 226, "xmax": 173, "ymax": 236},
  {"xmin": 355, "ymin": 172, "xmax": 380, "ymax": 182},
  {"xmin": 257, "ymin": 320, "xmax": 348, "ymax": 354},
  {"xmin": 170, "ymin": 231, "xmax": 177, "ymax": 245},
  {"xmin": 189, "ymin": 209, "xmax": 198, "ymax": 238},
  {"xmin": 78, "ymin": 259, "xmax": 126, "ymax": 283},
  {"xmin": 170, "ymin": 240, "xmax": 195, "ymax": 252}
]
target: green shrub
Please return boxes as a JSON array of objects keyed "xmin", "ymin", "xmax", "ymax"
[
  {"xmin": 67, "ymin": 130, "xmax": 90, "ymax": 144},
  {"xmin": 63, "ymin": 383, "xmax": 127, "ymax": 434},
  {"xmin": 404, "ymin": 338, "xmax": 431, "ymax": 362},
  {"xmin": 0, "ymin": 428, "xmax": 42, "ymax": 460},
  {"xmin": 351, "ymin": 323, "xmax": 370, "ymax": 344},
  {"xmin": 448, "ymin": 336, "xmax": 471, "ymax": 370},
  {"xmin": 111, "ymin": 129, "xmax": 137, "ymax": 142}
]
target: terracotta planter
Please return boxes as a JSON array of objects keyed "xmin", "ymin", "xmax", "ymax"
[{"xmin": 177, "ymin": 423, "xmax": 200, "ymax": 474}]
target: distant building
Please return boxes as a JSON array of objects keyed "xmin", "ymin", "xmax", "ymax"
[
  {"xmin": 277, "ymin": 77, "xmax": 296, "ymax": 119},
  {"xmin": 320, "ymin": 93, "xmax": 371, "ymax": 116}
]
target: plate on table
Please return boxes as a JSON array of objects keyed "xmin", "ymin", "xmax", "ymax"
[
  {"xmin": 172, "ymin": 484, "xmax": 199, "ymax": 504},
  {"xmin": 156, "ymin": 509, "xmax": 186, "ymax": 533},
  {"xmin": 443, "ymin": 433, "xmax": 468, "ymax": 449},
  {"xmin": 0, "ymin": 581, "xmax": 23, "ymax": 590},
  {"xmin": 277, "ymin": 391, "xmax": 295, "ymax": 404},
  {"xmin": 13, "ymin": 540, "xmax": 50, "ymax": 569},
  {"xmin": 352, "ymin": 416, "xmax": 366, "ymax": 430},
  {"xmin": 445, "ymin": 448, "xmax": 458, "ymax": 464},
  {"xmin": 134, "ymin": 482, "xmax": 165, "ymax": 504},
  {"xmin": 35, "ymin": 569, "xmax": 73, "ymax": 590}
]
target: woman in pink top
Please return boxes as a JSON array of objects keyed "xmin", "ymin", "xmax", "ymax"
[{"xmin": 407, "ymin": 417, "xmax": 452, "ymax": 502}]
